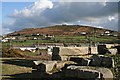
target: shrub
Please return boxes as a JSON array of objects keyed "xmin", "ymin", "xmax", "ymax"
[{"xmin": 2, "ymin": 47, "xmax": 24, "ymax": 58}]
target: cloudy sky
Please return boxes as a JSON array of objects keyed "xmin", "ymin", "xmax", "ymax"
[{"xmin": 1, "ymin": 0, "xmax": 119, "ymax": 35}]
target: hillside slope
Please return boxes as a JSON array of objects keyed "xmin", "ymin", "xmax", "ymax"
[{"xmin": 8, "ymin": 25, "xmax": 116, "ymax": 36}]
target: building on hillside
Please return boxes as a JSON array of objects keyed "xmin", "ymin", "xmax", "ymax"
[
  {"xmin": 1, "ymin": 39, "xmax": 8, "ymax": 42},
  {"xmin": 104, "ymin": 31, "xmax": 111, "ymax": 36},
  {"xmin": 80, "ymin": 32, "xmax": 87, "ymax": 35},
  {"xmin": 105, "ymin": 31, "xmax": 110, "ymax": 34}
]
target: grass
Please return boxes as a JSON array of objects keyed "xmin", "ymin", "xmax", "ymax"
[
  {"xmin": 1, "ymin": 58, "xmax": 32, "ymax": 79},
  {"xmin": 55, "ymin": 35, "xmax": 117, "ymax": 43},
  {"xmin": 2, "ymin": 35, "xmax": 117, "ymax": 47},
  {"xmin": 2, "ymin": 40, "xmax": 54, "ymax": 47},
  {"xmin": 103, "ymin": 53, "xmax": 120, "ymax": 79},
  {"xmin": 55, "ymin": 36, "xmax": 86, "ymax": 39},
  {"xmin": 112, "ymin": 54, "xmax": 120, "ymax": 79}
]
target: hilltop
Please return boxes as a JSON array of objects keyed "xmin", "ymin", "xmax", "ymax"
[{"xmin": 8, "ymin": 25, "xmax": 117, "ymax": 36}]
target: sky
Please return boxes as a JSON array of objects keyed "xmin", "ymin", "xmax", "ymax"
[{"xmin": 1, "ymin": 0, "xmax": 119, "ymax": 35}]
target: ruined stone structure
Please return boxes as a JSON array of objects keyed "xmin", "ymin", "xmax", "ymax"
[{"xmin": 32, "ymin": 44, "xmax": 118, "ymax": 79}]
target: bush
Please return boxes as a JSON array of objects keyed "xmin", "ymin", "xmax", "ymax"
[
  {"xmin": 2, "ymin": 47, "xmax": 24, "ymax": 58},
  {"xmin": 112, "ymin": 54, "xmax": 120, "ymax": 79}
]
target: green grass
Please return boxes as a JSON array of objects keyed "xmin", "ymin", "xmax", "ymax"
[
  {"xmin": 55, "ymin": 36, "xmax": 86, "ymax": 39},
  {"xmin": 2, "ymin": 40, "xmax": 55, "ymax": 46},
  {"xmin": 104, "ymin": 53, "xmax": 120, "ymax": 79},
  {"xmin": 112, "ymin": 54, "xmax": 120, "ymax": 79},
  {"xmin": 54, "ymin": 35, "xmax": 117, "ymax": 43},
  {"xmin": 2, "ymin": 35, "xmax": 118, "ymax": 47},
  {"xmin": 2, "ymin": 58, "xmax": 32, "ymax": 79}
]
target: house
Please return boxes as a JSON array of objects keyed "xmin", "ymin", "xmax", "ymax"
[
  {"xmin": 45, "ymin": 34, "xmax": 54, "ymax": 38},
  {"xmin": 1, "ymin": 39, "xmax": 8, "ymax": 42},
  {"xmin": 105, "ymin": 31, "xmax": 110, "ymax": 34},
  {"xmin": 104, "ymin": 31, "xmax": 111, "ymax": 36},
  {"xmin": 113, "ymin": 34, "xmax": 118, "ymax": 37},
  {"xmin": 80, "ymin": 32, "xmax": 87, "ymax": 35},
  {"xmin": 1, "ymin": 37, "xmax": 11, "ymax": 42},
  {"xmin": 33, "ymin": 37, "xmax": 38, "ymax": 40},
  {"xmin": 100, "ymin": 33, "xmax": 104, "ymax": 36}
]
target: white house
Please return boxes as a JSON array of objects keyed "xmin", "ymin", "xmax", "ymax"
[
  {"xmin": 105, "ymin": 31, "xmax": 110, "ymax": 34},
  {"xmin": 80, "ymin": 32, "xmax": 87, "ymax": 35},
  {"xmin": 1, "ymin": 39, "xmax": 8, "ymax": 42}
]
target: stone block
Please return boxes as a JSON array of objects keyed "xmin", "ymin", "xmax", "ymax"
[
  {"xmin": 52, "ymin": 47, "xmax": 60, "ymax": 56},
  {"xmin": 109, "ymin": 49, "xmax": 117, "ymax": 55},
  {"xmin": 89, "ymin": 55, "xmax": 102, "ymax": 66},
  {"xmin": 106, "ymin": 44, "xmax": 115, "ymax": 48},
  {"xmin": 96, "ymin": 67, "xmax": 113, "ymax": 80},
  {"xmin": 61, "ymin": 56, "xmax": 69, "ymax": 61},
  {"xmin": 52, "ymin": 47, "xmax": 88, "ymax": 56},
  {"xmin": 69, "ymin": 57, "xmax": 90, "ymax": 66},
  {"xmin": 114, "ymin": 46, "xmax": 120, "ymax": 54},
  {"xmin": 65, "ymin": 66, "xmax": 113, "ymax": 80},
  {"xmin": 101, "ymin": 56, "xmax": 114, "ymax": 68},
  {"xmin": 33, "ymin": 61, "xmax": 57, "ymax": 73},
  {"xmin": 89, "ymin": 55, "xmax": 114, "ymax": 68},
  {"xmin": 65, "ymin": 66, "xmax": 102, "ymax": 79},
  {"xmin": 91, "ymin": 47, "xmax": 98, "ymax": 54},
  {"xmin": 52, "ymin": 55, "xmax": 61, "ymax": 60},
  {"xmin": 98, "ymin": 45, "xmax": 109, "ymax": 55}
]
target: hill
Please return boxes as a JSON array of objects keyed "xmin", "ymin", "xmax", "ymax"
[{"xmin": 8, "ymin": 25, "xmax": 117, "ymax": 36}]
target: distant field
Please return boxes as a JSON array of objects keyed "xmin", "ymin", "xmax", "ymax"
[
  {"xmin": 2, "ymin": 35, "xmax": 118, "ymax": 47},
  {"xmin": 55, "ymin": 35, "xmax": 117, "ymax": 43}
]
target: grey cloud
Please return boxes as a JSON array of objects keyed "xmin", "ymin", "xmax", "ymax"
[
  {"xmin": 3, "ymin": 1, "xmax": 118, "ymax": 34},
  {"xmin": 42, "ymin": 2, "xmax": 118, "ymax": 23}
]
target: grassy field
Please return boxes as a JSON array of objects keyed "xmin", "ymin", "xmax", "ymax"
[
  {"xmin": 55, "ymin": 35, "xmax": 117, "ymax": 43},
  {"xmin": 1, "ymin": 58, "xmax": 33, "ymax": 79},
  {"xmin": 2, "ymin": 35, "xmax": 118, "ymax": 47}
]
